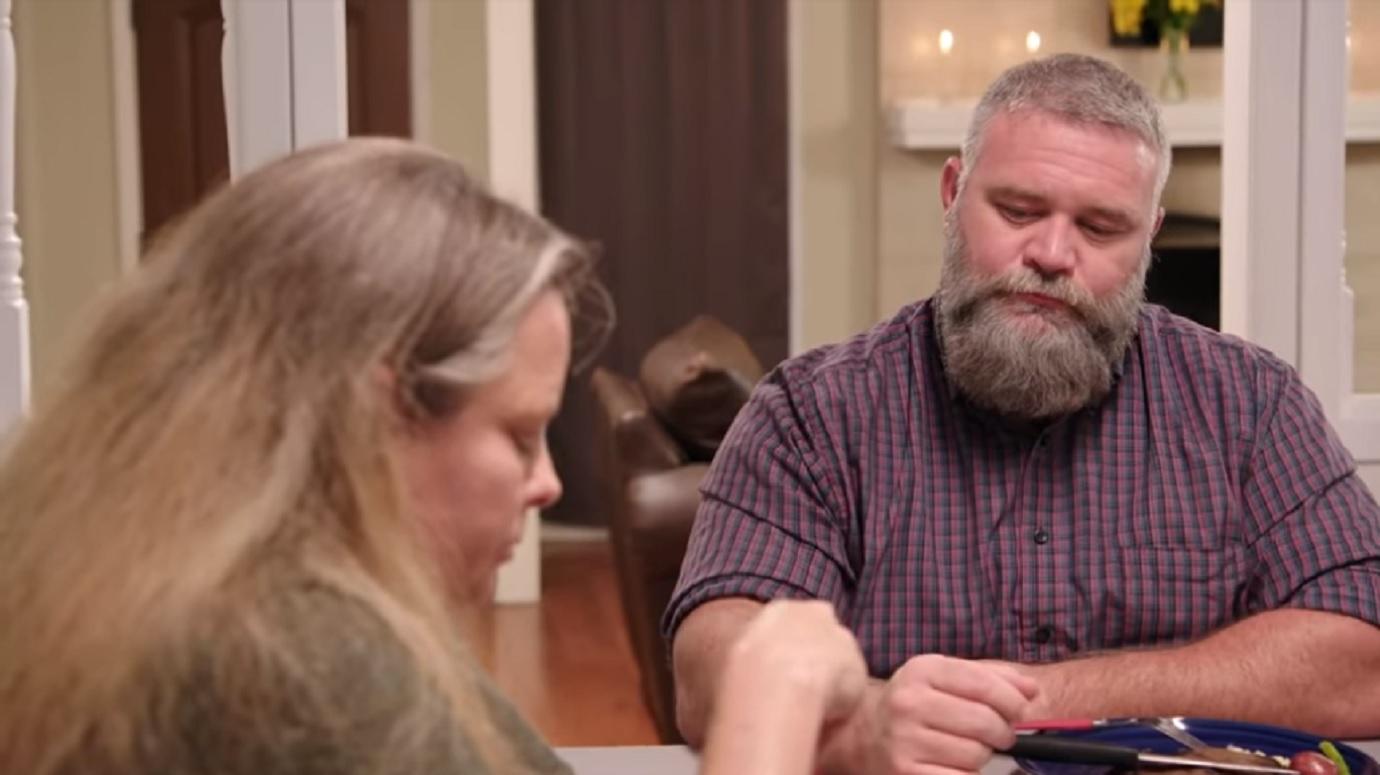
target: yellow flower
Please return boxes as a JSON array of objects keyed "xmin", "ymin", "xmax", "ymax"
[
  {"xmin": 1168, "ymin": 0, "xmax": 1200, "ymax": 15},
  {"xmin": 1111, "ymin": 0, "xmax": 1147, "ymax": 36}
]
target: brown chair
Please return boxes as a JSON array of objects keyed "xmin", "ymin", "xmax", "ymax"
[{"xmin": 590, "ymin": 315, "xmax": 765, "ymax": 743}]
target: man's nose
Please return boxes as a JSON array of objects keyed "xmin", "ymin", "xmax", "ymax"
[{"xmin": 1022, "ymin": 216, "xmax": 1077, "ymax": 278}]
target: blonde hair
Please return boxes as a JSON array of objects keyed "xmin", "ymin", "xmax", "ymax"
[{"xmin": 0, "ymin": 138, "xmax": 608, "ymax": 773}]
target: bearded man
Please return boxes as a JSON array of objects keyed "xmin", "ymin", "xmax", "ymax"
[{"xmin": 664, "ymin": 53, "xmax": 1380, "ymax": 775}]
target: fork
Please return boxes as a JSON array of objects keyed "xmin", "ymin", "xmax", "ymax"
[{"xmin": 1142, "ymin": 716, "xmax": 1213, "ymax": 751}]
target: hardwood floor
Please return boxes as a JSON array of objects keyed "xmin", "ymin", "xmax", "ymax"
[{"xmin": 470, "ymin": 538, "xmax": 660, "ymax": 746}]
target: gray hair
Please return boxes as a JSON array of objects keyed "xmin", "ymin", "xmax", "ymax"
[{"xmin": 959, "ymin": 53, "xmax": 1171, "ymax": 201}]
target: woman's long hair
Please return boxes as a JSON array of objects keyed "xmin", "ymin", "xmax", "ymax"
[{"xmin": 0, "ymin": 138, "xmax": 608, "ymax": 773}]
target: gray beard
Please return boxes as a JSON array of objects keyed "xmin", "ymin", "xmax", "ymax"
[{"xmin": 935, "ymin": 213, "xmax": 1149, "ymax": 422}]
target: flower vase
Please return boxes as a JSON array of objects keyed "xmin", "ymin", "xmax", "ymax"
[{"xmin": 1158, "ymin": 26, "xmax": 1188, "ymax": 103}]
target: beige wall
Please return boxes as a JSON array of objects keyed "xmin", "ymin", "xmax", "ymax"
[
  {"xmin": 792, "ymin": 0, "xmax": 880, "ymax": 351},
  {"xmin": 1346, "ymin": 146, "xmax": 1380, "ymax": 394},
  {"xmin": 1361, "ymin": 464, "xmax": 1380, "ymax": 500},
  {"xmin": 14, "ymin": 0, "xmax": 125, "ymax": 399},
  {"xmin": 420, "ymin": 0, "xmax": 490, "ymax": 183},
  {"xmin": 879, "ymin": 0, "xmax": 1223, "ymax": 103}
]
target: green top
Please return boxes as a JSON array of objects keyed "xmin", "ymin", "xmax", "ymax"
[{"xmin": 63, "ymin": 572, "xmax": 571, "ymax": 775}]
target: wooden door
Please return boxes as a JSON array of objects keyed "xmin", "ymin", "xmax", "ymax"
[
  {"xmin": 344, "ymin": 0, "xmax": 411, "ymax": 138},
  {"xmin": 132, "ymin": 0, "xmax": 411, "ymax": 240},
  {"xmin": 132, "ymin": 0, "xmax": 229, "ymax": 242}
]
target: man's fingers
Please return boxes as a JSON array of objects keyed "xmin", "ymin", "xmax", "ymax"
[
  {"xmin": 900, "ymin": 656, "xmax": 1033, "ymax": 723},
  {"xmin": 886, "ymin": 685, "xmax": 1019, "ymax": 752}
]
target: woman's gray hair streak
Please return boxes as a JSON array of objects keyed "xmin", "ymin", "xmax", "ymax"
[{"xmin": 959, "ymin": 53, "xmax": 1171, "ymax": 200}]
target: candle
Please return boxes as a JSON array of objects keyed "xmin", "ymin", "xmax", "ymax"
[
  {"xmin": 1026, "ymin": 30, "xmax": 1042, "ymax": 55},
  {"xmin": 939, "ymin": 29, "xmax": 954, "ymax": 56}
]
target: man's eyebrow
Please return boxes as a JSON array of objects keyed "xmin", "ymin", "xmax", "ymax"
[
  {"xmin": 987, "ymin": 186, "xmax": 1046, "ymax": 203},
  {"xmin": 1083, "ymin": 206, "xmax": 1138, "ymax": 229}
]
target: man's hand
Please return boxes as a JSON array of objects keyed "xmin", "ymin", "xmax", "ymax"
[
  {"xmin": 979, "ymin": 659, "xmax": 1056, "ymax": 720},
  {"xmin": 830, "ymin": 655, "xmax": 1040, "ymax": 775}
]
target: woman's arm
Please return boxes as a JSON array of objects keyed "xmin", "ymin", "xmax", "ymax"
[{"xmin": 698, "ymin": 601, "xmax": 867, "ymax": 775}]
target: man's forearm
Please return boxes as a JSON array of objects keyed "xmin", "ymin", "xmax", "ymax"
[{"xmin": 1024, "ymin": 610, "xmax": 1380, "ymax": 737}]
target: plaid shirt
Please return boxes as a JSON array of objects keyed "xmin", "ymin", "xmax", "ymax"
[{"xmin": 664, "ymin": 301, "xmax": 1380, "ymax": 676}]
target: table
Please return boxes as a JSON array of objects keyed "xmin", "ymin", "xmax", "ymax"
[{"xmin": 558, "ymin": 740, "xmax": 1380, "ymax": 775}]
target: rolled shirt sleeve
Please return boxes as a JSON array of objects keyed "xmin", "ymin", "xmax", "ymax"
[
  {"xmin": 661, "ymin": 367, "xmax": 857, "ymax": 640},
  {"xmin": 1243, "ymin": 365, "xmax": 1380, "ymax": 627}
]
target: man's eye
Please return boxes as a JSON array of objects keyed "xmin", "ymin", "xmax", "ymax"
[
  {"xmin": 999, "ymin": 205, "xmax": 1037, "ymax": 223},
  {"xmin": 1081, "ymin": 222, "xmax": 1120, "ymax": 238}
]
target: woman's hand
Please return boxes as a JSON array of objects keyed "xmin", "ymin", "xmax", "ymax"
[
  {"xmin": 725, "ymin": 599, "xmax": 869, "ymax": 722},
  {"xmin": 701, "ymin": 600, "xmax": 868, "ymax": 775}
]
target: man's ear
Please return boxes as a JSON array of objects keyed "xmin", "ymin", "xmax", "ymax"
[
  {"xmin": 1150, "ymin": 206, "xmax": 1166, "ymax": 241},
  {"xmin": 941, "ymin": 156, "xmax": 963, "ymax": 213}
]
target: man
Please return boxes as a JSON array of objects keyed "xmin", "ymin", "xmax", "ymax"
[{"xmin": 664, "ymin": 53, "xmax": 1380, "ymax": 774}]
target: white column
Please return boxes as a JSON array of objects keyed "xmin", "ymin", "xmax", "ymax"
[
  {"xmin": 222, "ymin": 0, "xmax": 293, "ymax": 176},
  {"xmin": 0, "ymin": 0, "xmax": 30, "ymax": 433},
  {"xmin": 486, "ymin": 0, "xmax": 543, "ymax": 605},
  {"xmin": 287, "ymin": 0, "xmax": 347, "ymax": 149},
  {"xmin": 1219, "ymin": 0, "xmax": 1305, "ymax": 366},
  {"xmin": 1296, "ymin": 0, "xmax": 1349, "ymax": 419},
  {"xmin": 1222, "ymin": 0, "xmax": 1378, "ymax": 460},
  {"xmin": 221, "ymin": 0, "xmax": 346, "ymax": 178},
  {"xmin": 1292, "ymin": 0, "xmax": 1380, "ymax": 462}
]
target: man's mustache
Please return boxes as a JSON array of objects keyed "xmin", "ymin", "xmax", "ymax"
[{"xmin": 952, "ymin": 269, "xmax": 1097, "ymax": 324}]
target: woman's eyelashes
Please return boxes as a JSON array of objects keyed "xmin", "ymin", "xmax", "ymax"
[{"xmin": 510, "ymin": 427, "xmax": 545, "ymax": 466}]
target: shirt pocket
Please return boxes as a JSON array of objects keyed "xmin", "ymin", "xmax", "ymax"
[{"xmin": 1097, "ymin": 544, "xmax": 1251, "ymax": 649}]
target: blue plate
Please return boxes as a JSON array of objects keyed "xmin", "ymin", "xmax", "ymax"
[{"xmin": 1014, "ymin": 719, "xmax": 1380, "ymax": 775}]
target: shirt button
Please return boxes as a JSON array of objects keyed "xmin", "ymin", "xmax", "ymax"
[
  {"xmin": 1034, "ymin": 625, "xmax": 1053, "ymax": 644},
  {"xmin": 1033, "ymin": 527, "xmax": 1051, "ymax": 545}
]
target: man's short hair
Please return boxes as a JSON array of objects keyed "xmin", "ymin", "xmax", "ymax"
[{"xmin": 961, "ymin": 53, "xmax": 1171, "ymax": 199}]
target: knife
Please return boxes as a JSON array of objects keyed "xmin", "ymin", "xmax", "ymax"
[{"xmin": 1005, "ymin": 736, "xmax": 1300, "ymax": 775}]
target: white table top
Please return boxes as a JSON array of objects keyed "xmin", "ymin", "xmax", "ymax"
[{"xmin": 557, "ymin": 740, "xmax": 1380, "ymax": 775}]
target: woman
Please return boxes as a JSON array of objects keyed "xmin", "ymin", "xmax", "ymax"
[{"xmin": 0, "ymin": 138, "xmax": 865, "ymax": 774}]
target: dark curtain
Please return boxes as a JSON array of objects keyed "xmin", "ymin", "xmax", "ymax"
[{"xmin": 537, "ymin": 0, "xmax": 789, "ymax": 525}]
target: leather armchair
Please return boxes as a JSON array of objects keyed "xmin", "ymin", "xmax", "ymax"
[{"xmin": 589, "ymin": 316, "xmax": 764, "ymax": 743}]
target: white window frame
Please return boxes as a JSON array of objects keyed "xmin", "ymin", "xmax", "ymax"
[{"xmin": 1222, "ymin": 0, "xmax": 1378, "ymax": 463}]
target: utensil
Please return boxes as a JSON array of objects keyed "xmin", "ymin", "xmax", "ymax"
[
  {"xmin": 1152, "ymin": 717, "xmax": 1212, "ymax": 751},
  {"xmin": 1011, "ymin": 717, "xmax": 1380, "ymax": 775},
  {"xmin": 1016, "ymin": 717, "xmax": 1213, "ymax": 751},
  {"xmin": 1005, "ymin": 736, "xmax": 1300, "ymax": 775}
]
